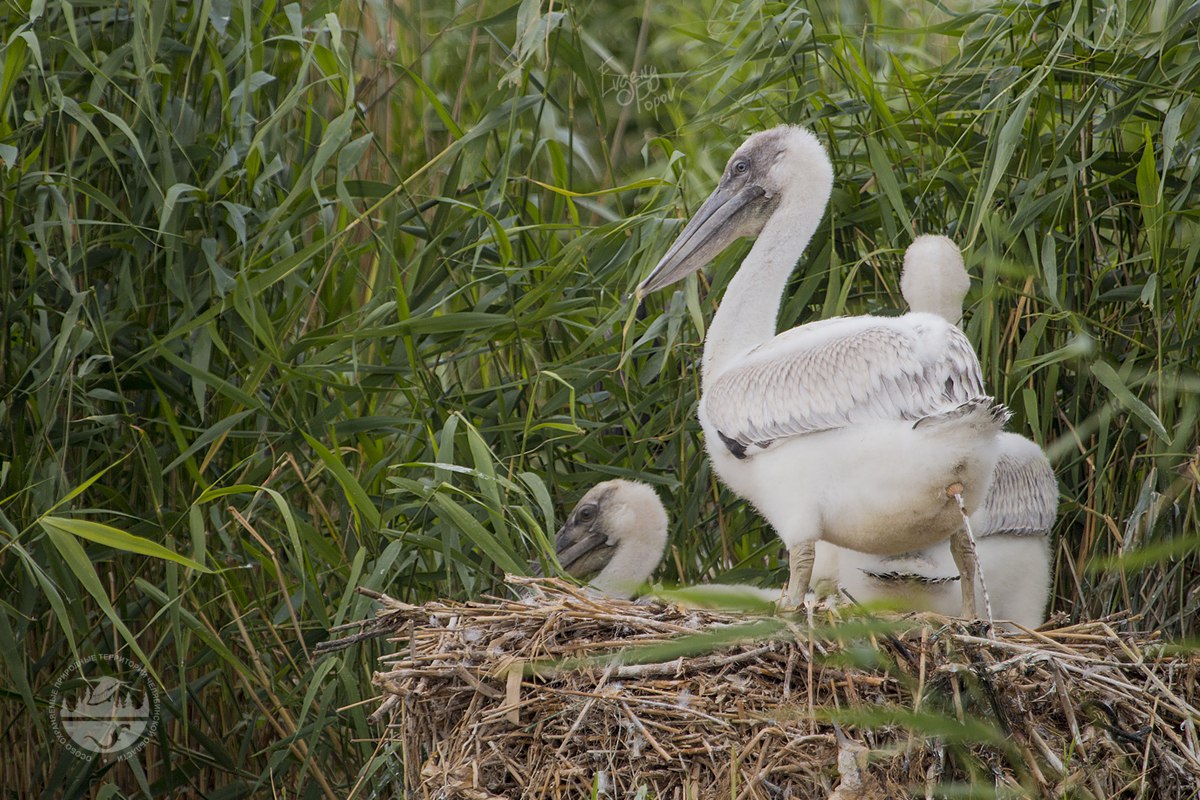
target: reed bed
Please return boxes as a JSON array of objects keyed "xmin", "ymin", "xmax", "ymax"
[
  {"xmin": 5, "ymin": 0, "xmax": 1199, "ymax": 793},
  {"xmin": 320, "ymin": 579, "xmax": 1200, "ymax": 799}
]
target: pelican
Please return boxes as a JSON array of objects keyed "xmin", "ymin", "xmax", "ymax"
[
  {"xmin": 827, "ymin": 434, "xmax": 1056, "ymax": 626},
  {"xmin": 548, "ymin": 479, "xmax": 781, "ymax": 605},
  {"xmin": 547, "ymin": 479, "xmax": 669, "ymax": 599},
  {"xmin": 817, "ymin": 236, "xmax": 1058, "ymax": 627},
  {"xmin": 636, "ymin": 126, "xmax": 1008, "ymax": 614}
]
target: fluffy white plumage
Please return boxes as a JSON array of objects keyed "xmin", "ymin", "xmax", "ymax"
[
  {"xmin": 900, "ymin": 235, "xmax": 971, "ymax": 325},
  {"xmin": 814, "ymin": 235, "xmax": 1059, "ymax": 627},
  {"xmin": 637, "ymin": 127, "xmax": 1007, "ymax": 611},
  {"xmin": 549, "ymin": 479, "xmax": 780, "ymax": 606},
  {"xmin": 822, "ymin": 517, "xmax": 1052, "ymax": 627},
  {"xmin": 549, "ymin": 479, "xmax": 669, "ymax": 599}
]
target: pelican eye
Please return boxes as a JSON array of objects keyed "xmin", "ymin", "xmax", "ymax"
[
  {"xmin": 733, "ymin": 159, "xmax": 749, "ymax": 175},
  {"xmin": 576, "ymin": 505, "xmax": 597, "ymax": 524}
]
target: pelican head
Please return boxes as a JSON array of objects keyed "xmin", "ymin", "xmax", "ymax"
[
  {"xmin": 551, "ymin": 479, "xmax": 668, "ymax": 598},
  {"xmin": 636, "ymin": 125, "xmax": 834, "ymax": 298},
  {"xmin": 900, "ymin": 234, "xmax": 969, "ymax": 324}
]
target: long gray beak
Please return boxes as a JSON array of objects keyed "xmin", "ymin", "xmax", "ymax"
[
  {"xmin": 533, "ymin": 524, "xmax": 612, "ymax": 578},
  {"xmin": 636, "ymin": 184, "xmax": 766, "ymax": 299},
  {"xmin": 554, "ymin": 527, "xmax": 609, "ymax": 573}
]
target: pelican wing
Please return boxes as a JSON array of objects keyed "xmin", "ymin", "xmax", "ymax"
[
  {"xmin": 980, "ymin": 443, "xmax": 1059, "ymax": 536},
  {"xmin": 701, "ymin": 313, "xmax": 984, "ymax": 457}
]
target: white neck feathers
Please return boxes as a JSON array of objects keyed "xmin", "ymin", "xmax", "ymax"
[
  {"xmin": 589, "ymin": 482, "xmax": 669, "ymax": 598},
  {"xmin": 702, "ymin": 172, "xmax": 831, "ymax": 389}
]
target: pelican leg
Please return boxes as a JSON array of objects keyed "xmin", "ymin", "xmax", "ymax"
[
  {"xmin": 949, "ymin": 527, "xmax": 978, "ymax": 619},
  {"xmin": 784, "ymin": 541, "xmax": 816, "ymax": 610}
]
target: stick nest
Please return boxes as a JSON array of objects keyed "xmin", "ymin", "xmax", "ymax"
[{"xmin": 322, "ymin": 578, "xmax": 1200, "ymax": 799}]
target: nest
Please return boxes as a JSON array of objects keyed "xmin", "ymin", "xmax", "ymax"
[{"xmin": 320, "ymin": 578, "xmax": 1200, "ymax": 799}]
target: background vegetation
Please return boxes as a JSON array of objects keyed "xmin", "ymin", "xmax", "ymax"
[{"xmin": 1, "ymin": 0, "xmax": 1197, "ymax": 795}]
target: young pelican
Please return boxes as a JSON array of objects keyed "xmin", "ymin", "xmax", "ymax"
[
  {"xmin": 824, "ymin": 432, "xmax": 1057, "ymax": 625},
  {"xmin": 549, "ymin": 479, "xmax": 780, "ymax": 605},
  {"xmin": 817, "ymin": 236, "xmax": 1058, "ymax": 626},
  {"xmin": 636, "ymin": 127, "xmax": 1007, "ymax": 613},
  {"xmin": 549, "ymin": 479, "xmax": 669, "ymax": 599}
]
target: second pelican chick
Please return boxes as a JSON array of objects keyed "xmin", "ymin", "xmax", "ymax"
[{"xmin": 550, "ymin": 479, "xmax": 778, "ymax": 606}]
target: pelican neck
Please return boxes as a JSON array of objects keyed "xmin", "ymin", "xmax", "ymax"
[{"xmin": 701, "ymin": 197, "xmax": 825, "ymax": 390}]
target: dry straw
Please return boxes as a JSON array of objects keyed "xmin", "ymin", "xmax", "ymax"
[{"xmin": 318, "ymin": 578, "xmax": 1200, "ymax": 799}]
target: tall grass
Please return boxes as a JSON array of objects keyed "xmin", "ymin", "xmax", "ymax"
[{"xmin": 0, "ymin": 0, "xmax": 1197, "ymax": 794}]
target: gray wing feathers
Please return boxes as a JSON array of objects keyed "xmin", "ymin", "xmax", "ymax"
[
  {"xmin": 981, "ymin": 447, "xmax": 1059, "ymax": 536},
  {"xmin": 704, "ymin": 318, "xmax": 985, "ymax": 453}
]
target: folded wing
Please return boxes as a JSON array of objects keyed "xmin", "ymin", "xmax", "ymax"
[
  {"xmin": 979, "ymin": 440, "xmax": 1059, "ymax": 536},
  {"xmin": 701, "ymin": 313, "xmax": 986, "ymax": 458}
]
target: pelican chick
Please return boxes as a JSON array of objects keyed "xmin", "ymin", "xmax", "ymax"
[
  {"xmin": 549, "ymin": 479, "xmax": 669, "ymax": 599},
  {"xmin": 818, "ymin": 235, "xmax": 1058, "ymax": 627},
  {"xmin": 636, "ymin": 127, "xmax": 1008, "ymax": 614},
  {"xmin": 900, "ymin": 234, "xmax": 972, "ymax": 325},
  {"xmin": 829, "ymin": 436, "xmax": 1055, "ymax": 627},
  {"xmin": 549, "ymin": 479, "xmax": 781, "ymax": 606}
]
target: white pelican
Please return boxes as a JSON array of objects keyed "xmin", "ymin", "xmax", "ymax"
[
  {"xmin": 635, "ymin": 126, "xmax": 1008, "ymax": 614},
  {"xmin": 816, "ymin": 236, "xmax": 1058, "ymax": 627},
  {"xmin": 549, "ymin": 479, "xmax": 780, "ymax": 605},
  {"xmin": 548, "ymin": 479, "xmax": 669, "ymax": 599},
  {"xmin": 826, "ymin": 434, "xmax": 1056, "ymax": 627}
]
